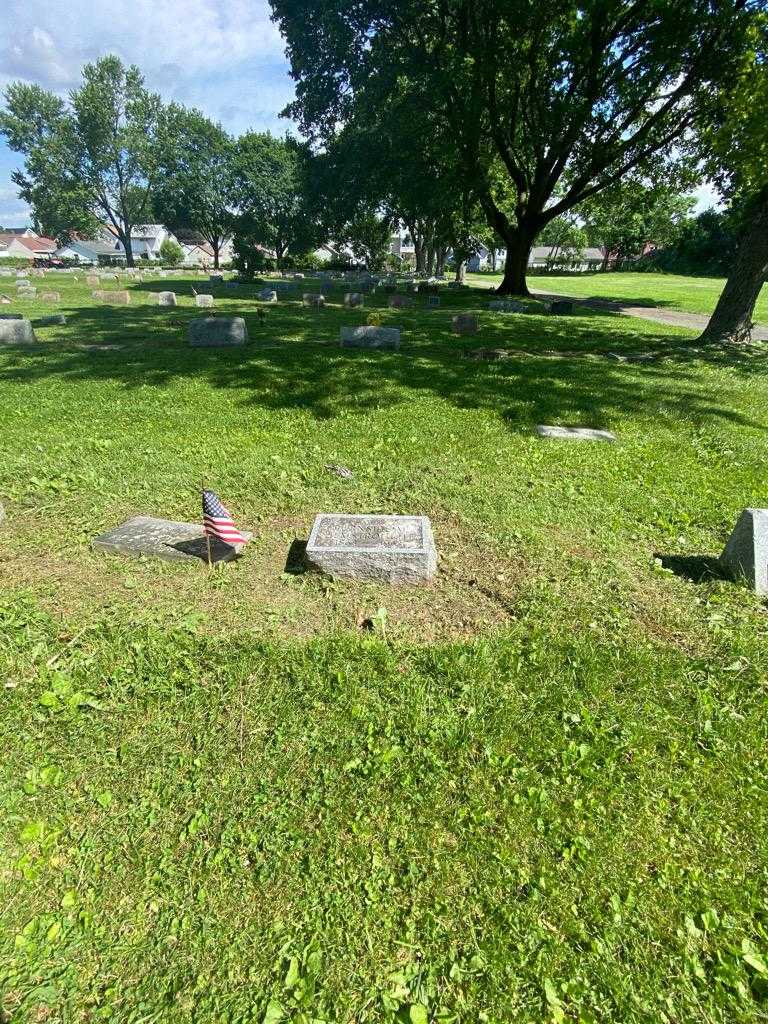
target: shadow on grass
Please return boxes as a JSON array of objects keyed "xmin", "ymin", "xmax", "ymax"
[
  {"xmin": 1, "ymin": 283, "xmax": 766, "ymax": 430},
  {"xmin": 656, "ymin": 554, "xmax": 726, "ymax": 584}
]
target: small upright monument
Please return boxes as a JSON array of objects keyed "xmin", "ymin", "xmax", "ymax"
[{"xmin": 720, "ymin": 508, "xmax": 768, "ymax": 596}]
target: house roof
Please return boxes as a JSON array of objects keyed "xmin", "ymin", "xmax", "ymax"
[
  {"xmin": 530, "ymin": 245, "xmax": 604, "ymax": 261},
  {"xmin": 65, "ymin": 239, "xmax": 120, "ymax": 255},
  {"xmin": 11, "ymin": 235, "xmax": 57, "ymax": 253}
]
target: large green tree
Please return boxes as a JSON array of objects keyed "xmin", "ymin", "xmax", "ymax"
[
  {"xmin": 696, "ymin": 17, "xmax": 768, "ymax": 345},
  {"xmin": 271, "ymin": 0, "xmax": 753, "ymax": 295},
  {"xmin": 0, "ymin": 56, "xmax": 162, "ymax": 265},
  {"xmin": 232, "ymin": 132, "xmax": 323, "ymax": 269},
  {"xmin": 154, "ymin": 107, "xmax": 237, "ymax": 270},
  {"xmin": 579, "ymin": 179, "xmax": 695, "ymax": 268}
]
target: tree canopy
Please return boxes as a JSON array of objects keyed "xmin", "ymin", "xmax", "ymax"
[
  {"xmin": 1, "ymin": 56, "xmax": 162, "ymax": 264},
  {"xmin": 271, "ymin": 0, "xmax": 756, "ymax": 294}
]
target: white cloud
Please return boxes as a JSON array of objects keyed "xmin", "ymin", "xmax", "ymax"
[{"xmin": 692, "ymin": 181, "xmax": 723, "ymax": 214}]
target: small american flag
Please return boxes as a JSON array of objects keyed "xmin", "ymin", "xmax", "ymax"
[{"xmin": 202, "ymin": 489, "xmax": 248, "ymax": 547}]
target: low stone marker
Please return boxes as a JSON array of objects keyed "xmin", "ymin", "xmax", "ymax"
[
  {"xmin": 303, "ymin": 293, "xmax": 325, "ymax": 308},
  {"xmin": 258, "ymin": 288, "xmax": 278, "ymax": 302},
  {"xmin": 388, "ymin": 295, "xmax": 411, "ymax": 309},
  {"xmin": 93, "ymin": 515, "xmax": 252, "ymax": 564},
  {"xmin": 209, "ymin": 273, "xmax": 224, "ymax": 283},
  {"xmin": 489, "ymin": 299, "xmax": 526, "ymax": 312},
  {"xmin": 158, "ymin": 291, "xmax": 177, "ymax": 306},
  {"xmin": 0, "ymin": 319, "xmax": 37, "ymax": 344},
  {"xmin": 305, "ymin": 513, "xmax": 437, "ymax": 584},
  {"xmin": 720, "ymin": 508, "xmax": 768, "ymax": 595},
  {"xmin": 102, "ymin": 290, "xmax": 131, "ymax": 304},
  {"xmin": 536, "ymin": 425, "xmax": 616, "ymax": 442},
  {"xmin": 344, "ymin": 292, "xmax": 364, "ymax": 308},
  {"xmin": 447, "ymin": 281, "xmax": 467, "ymax": 289},
  {"xmin": 40, "ymin": 292, "xmax": 61, "ymax": 302},
  {"xmin": 340, "ymin": 325, "xmax": 401, "ymax": 350},
  {"xmin": 0, "ymin": 313, "xmax": 23, "ymax": 319},
  {"xmin": 452, "ymin": 314, "xmax": 478, "ymax": 336},
  {"xmin": 548, "ymin": 300, "xmax": 575, "ymax": 315},
  {"xmin": 195, "ymin": 294, "xmax": 214, "ymax": 308},
  {"xmin": 17, "ymin": 287, "xmax": 37, "ymax": 298},
  {"xmin": 188, "ymin": 316, "xmax": 248, "ymax": 347},
  {"xmin": 33, "ymin": 315, "xmax": 67, "ymax": 327}
]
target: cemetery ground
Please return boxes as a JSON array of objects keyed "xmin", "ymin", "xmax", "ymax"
[
  {"xmin": 1, "ymin": 271, "xmax": 767, "ymax": 1023},
  {"xmin": 468, "ymin": 270, "xmax": 768, "ymax": 323}
]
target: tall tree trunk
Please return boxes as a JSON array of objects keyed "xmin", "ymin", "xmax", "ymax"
[
  {"xmin": 497, "ymin": 230, "xmax": 536, "ymax": 295},
  {"xmin": 212, "ymin": 239, "xmax": 220, "ymax": 270},
  {"xmin": 490, "ymin": 248, "xmax": 497, "ymax": 273},
  {"xmin": 123, "ymin": 234, "xmax": 134, "ymax": 268},
  {"xmin": 698, "ymin": 193, "xmax": 768, "ymax": 346}
]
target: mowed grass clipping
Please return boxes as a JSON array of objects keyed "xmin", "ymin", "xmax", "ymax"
[{"xmin": 1, "ymin": 270, "xmax": 768, "ymax": 1023}]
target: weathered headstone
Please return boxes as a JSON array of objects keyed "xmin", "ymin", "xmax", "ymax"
[
  {"xmin": 158, "ymin": 291, "xmax": 177, "ymax": 306},
  {"xmin": 40, "ymin": 292, "xmax": 61, "ymax": 302},
  {"xmin": 720, "ymin": 508, "xmax": 768, "ymax": 595},
  {"xmin": 340, "ymin": 325, "xmax": 401, "ymax": 350},
  {"xmin": 93, "ymin": 515, "xmax": 252, "ymax": 564},
  {"xmin": 102, "ymin": 290, "xmax": 131, "ymax": 304},
  {"xmin": 17, "ymin": 287, "xmax": 37, "ymax": 298},
  {"xmin": 258, "ymin": 288, "xmax": 278, "ymax": 302},
  {"xmin": 209, "ymin": 273, "xmax": 224, "ymax": 283},
  {"xmin": 305, "ymin": 513, "xmax": 437, "ymax": 584},
  {"xmin": 188, "ymin": 316, "xmax": 248, "ymax": 347},
  {"xmin": 195, "ymin": 294, "xmax": 214, "ymax": 308},
  {"xmin": 489, "ymin": 299, "xmax": 526, "ymax": 312},
  {"xmin": 548, "ymin": 300, "xmax": 575, "ymax": 315},
  {"xmin": 388, "ymin": 295, "xmax": 411, "ymax": 309},
  {"xmin": 33, "ymin": 315, "xmax": 67, "ymax": 327},
  {"xmin": 452, "ymin": 314, "xmax": 478, "ymax": 336},
  {"xmin": 0, "ymin": 313, "xmax": 23, "ymax": 319},
  {"xmin": 303, "ymin": 293, "xmax": 325, "ymax": 308},
  {"xmin": 536, "ymin": 425, "xmax": 616, "ymax": 442},
  {"xmin": 0, "ymin": 319, "xmax": 37, "ymax": 344},
  {"xmin": 344, "ymin": 292, "xmax": 364, "ymax": 308}
]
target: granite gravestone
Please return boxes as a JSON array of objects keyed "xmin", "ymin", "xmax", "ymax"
[
  {"xmin": 303, "ymin": 293, "xmax": 325, "ymax": 308},
  {"xmin": 195, "ymin": 294, "xmax": 214, "ymax": 308},
  {"xmin": 305, "ymin": 513, "xmax": 437, "ymax": 584},
  {"xmin": 548, "ymin": 300, "xmax": 575, "ymax": 315},
  {"xmin": 452, "ymin": 314, "xmax": 478, "ymax": 336},
  {"xmin": 102, "ymin": 290, "xmax": 131, "ymax": 304},
  {"xmin": 0, "ymin": 319, "xmax": 37, "ymax": 344},
  {"xmin": 489, "ymin": 300, "xmax": 526, "ymax": 312},
  {"xmin": 158, "ymin": 291, "xmax": 177, "ymax": 306},
  {"xmin": 40, "ymin": 292, "xmax": 61, "ymax": 302},
  {"xmin": 93, "ymin": 515, "xmax": 252, "ymax": 564},
  {"xmin": 340, "ymin": 325, "xmax": 401, "ymax": 350},
  {"xmin": 188, "ymin": 316, "xmax": 248, "ymax": 347},
  {"xmin": 536, "ymin": 425, "xmax": 616, "ymax": 442},
  {"xmin": 344, "ymin": 292, "xmax": 364, "ymax": 308},
  {"xmin": 33, "ymin": 315, "xmax": 67, "ymax": 327},
  {"xmin": 720, "ymin": 508, "xmax": 768, "ymax": 596}
]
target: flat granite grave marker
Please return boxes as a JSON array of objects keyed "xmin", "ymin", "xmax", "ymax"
[
  {"xmin": 340, "ymin": 325, "xmax": 401, "ymax": 350},
  {"xmin": 536, "ymin": 425, "xmax": 616, "ymax": 442},
  {"xmin": 258, "ymin": 288, "xmax": 278, "ymax": 302},
  {"xmin": 344, "ymin": 292, "xmax": 364, "ymax": 308},
  {"xmin": 93, "ymin": 515, "xmax": 252, "ymax": 564},
  {"xmin": 303, "ymin": 293, "xmax": 325, "ymax": 308},
  {"xmin": 305, "ymin": 513, "xmax": 437, "ymax": 584},
  {"xmin": 195, "ymin": 294, "xmax": 214, "ymax": 308},
  {"xmin": 158, "ymin": 291, "xmax": 177, "ymax": 306},
  {"xmin": 489, "ymin": 299, "xmax": 527, "ymax": 312},
  {"xmin": 720, "ymin": 508, "xmax": 768, "ymax": 596},
  {"xmin": 0, "ymin": 319, "xmax": 37, "ymax": 344},
  {"xmin": 33, "ymin": 315, "xmax": 67, "ymax": 327},
  {"xmin": 188, "ymin": 316, "xmax": 248, "ymax": 347},
  {"xmin": 40, "ymin": 291, "xmax": 61, "ymax": 302},
  {"xmin": 548, "ymin": 299, "xmax": 575, "ymax": 315}
]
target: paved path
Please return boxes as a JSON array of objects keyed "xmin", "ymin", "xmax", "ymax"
[{"xmin": 533, "ymin": 289, "xmax": 768, "ymax": 341}]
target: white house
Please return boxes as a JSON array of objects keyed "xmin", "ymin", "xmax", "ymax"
[
  {"xmin": 55, "ymin": 239, "xmax": 125, "ymax": 265},
  {"xmin": 0, "ymin": 231, "xmax": 58, "ymax": 260},
  {"xmin": 101, "ymin": 224, "xmax": 180, "ymax": 261}
]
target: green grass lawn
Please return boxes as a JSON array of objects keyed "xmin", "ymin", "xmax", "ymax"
[
  {"xmin": 1, "ymin": 271, "xmax": 768, "ymax": 1023},
  {"xmin": 467, "ymin": 270, "xmax": 768, "ymax": 323}
]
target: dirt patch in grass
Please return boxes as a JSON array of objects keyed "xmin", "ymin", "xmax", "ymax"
[{"xmin": 0, "ymin": 511, "xmax": 524, "ymax": 642}]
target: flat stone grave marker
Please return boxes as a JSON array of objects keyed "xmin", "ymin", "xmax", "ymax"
[
  {"xmin": 33, "ymin": 315, "xmax": 67, "ymax": 327},
  {"xmin": 258, "ymin": 288, "xmax": 278, "ymax": 302},
  {"xmin": 209, "ymin": 273, "xmax": 224, "ymax": 283},
  {"xmin": 40, "ymin": 292, "xmax": 61, "ymax": 302},
  {"xmin": 93, "ymin": 515, "xmax": 252, "ymax": 564},
  {"xmin": 195, "ymin": 294, "xmax": 214, "ymax": 307},
  {"xmin": 303, "ymin": 293, "xmax": 325, "ymax": 308},
  {"xmin": 344, "ymin": 292, "xmax": 364, "ymax": 308},
  {"xmin": 452, "ymin": 314, "xmax": 478, "ymax": 335},
  {"xmin": 340, "ymin": 325, "xmax": 400, "ymax": 350},
  {"xmin": 548, "ymin": 299, "xmax": 575, "ymax": 315},
  {"xmin": 188, "ymin": 316, "xmax": 248, "ymax": 347},
  {"xmin": 388, "ymin": 295, "xmax": 411, "ymax": 309},
  {"xmin": 305, "ymin": 513, "xmax": 437, "ymax": 584},
  {"xmin": 17, "ymin": 287, "xmax": 37, "ymax": 297},
  {"xmin": 720, "ymin": 508, "xmax": 768, "ymax": 595},
  {"xmin": 489, "ymin": 299, "xmax": 526, "ymax": 312},
  {"xmin": 536, "ymin": 425, "xmax": 616, "ymax": 442},
  {"xmin": 158, "ymin": 291, "xmax": 177, "ymax": 306},
  {"xmin": 0, "ymin": 319, "xmax": 37, "ymax": 344},
  {"xmin": 0, "ymin": 313, "xmax": 23, "ymax": 319}
]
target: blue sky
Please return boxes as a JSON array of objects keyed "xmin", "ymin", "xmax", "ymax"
[{"xmin": 0, "ymin": 0, "xmax": 720, "ymax": 229}]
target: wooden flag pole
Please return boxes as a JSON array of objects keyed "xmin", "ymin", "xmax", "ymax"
[{"xmin": 201, "ymin": 478, "xmax": 213, "ymax": 570}]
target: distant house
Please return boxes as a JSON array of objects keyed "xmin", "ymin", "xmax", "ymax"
[
  {"xmin": 528, "ymin": 246, "xmax": 605, "ymax": 272},
  {"xmin": 0, "ymin": 232, "xmax": 58, "ymax": 260},
  {"xmin": 390, "ymin": 231, "xmax": 416, "ymax": 263},
  {"xmin": 173, "ymin": 230, "xmax": 233, "ymax": 267},
  {"xmin": 56, "ymin": 239, "xmax": 125, "ymax": 265},
  {"xmin": 100, "ymin": 223, "xmax": 180, "ymax": 261}
]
